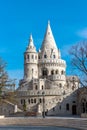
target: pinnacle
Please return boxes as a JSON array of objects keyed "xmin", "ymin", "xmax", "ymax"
[
  {"xmin": 26, "ymin": 34, "xmax": 36, "ymax": 52},
  {"xmin": 29, "ymin": 34, "xmax": 34, "ymax": 47}
]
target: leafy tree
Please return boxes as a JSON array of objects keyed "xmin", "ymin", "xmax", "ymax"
[
  {"xmin": 0, "ymin": 57, "xmax": 15, "ymax": 98},
  {"xmin": 69, "ymin": 41, "xmax": 87, "ymax": 87}
]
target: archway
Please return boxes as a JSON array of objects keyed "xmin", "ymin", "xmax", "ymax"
[
  {"xmin": 81, "ymin": 98, "xmax": 87, "ymax": 113},
  {"xmin": 72, "ymin": 105, "xmax": 77, "ymax": 115},
  {"xmin": 42, "ymin": 68, "xmax": 48, "ymax": 77}
]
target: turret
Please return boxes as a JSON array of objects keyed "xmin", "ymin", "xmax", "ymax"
[
  {"xmin": 38, "ymin": 21, "xmax": 66, "ymax": 82},
  {"xmin": 24, "ymin": 34, "xmax": 38, "ymax": 80}
]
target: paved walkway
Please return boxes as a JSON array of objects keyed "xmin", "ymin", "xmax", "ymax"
[{"xmin": 0, "ymin": 117, "xmax": 87, "ymax": 130}]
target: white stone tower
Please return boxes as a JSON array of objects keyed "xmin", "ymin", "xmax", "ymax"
[
  {"xmin": 24, "ymin": 35, "xmax": 38, "ymax": 80},
  {"xmin": 38, "ymin": 21, "xmax": 66, "ymax": 87}
]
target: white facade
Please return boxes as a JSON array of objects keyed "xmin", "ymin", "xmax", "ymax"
[{"xmin": 17, "ymin": 22, "xmax": 80, "ymax": 116}]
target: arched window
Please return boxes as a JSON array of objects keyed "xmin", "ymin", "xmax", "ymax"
[
  {"xmin": 61, "ymin": 70, "xmax": 64, "ymax": 75},
  {"xmin": 81, "ymin": 99, "xmax": 87, "ymax": 113},
  {"xmin": 42, "ymin": 85, "xmax": 44, "ymax": 90},
  {"xmin": 39, "ymin": 98, "xmax": 42, "ymax": 103},
  {"xmin": 56, "ymin": 70, "xmax": 58, "ymax": 74},
  {"xmin": 28, "ymin": 99, "xmax": 30, "ymax": 104},
  {"xmin": 21, "ymin": 99, "xmax": 25, "ymax": 105},
  {"xmin": 42, "ymin": 68, "xmax": 48, "ymax": 77},
  {"xmin": 39, "ymin": 56, "xmax": 40, "ymax": 59},
  {"xmin": 59, "ymin": 83, "xmax": 62, "ymax": 88},
  {"xmin": 63, "ymin": 90, "xmax": 65, "ymax": 95},
  {"xmin": 59, "ymin": 105, "xmax": 61, "ymax": 110},
  {"xmin": 44, "ymin": 54, "xmax": 47, "ymax": 58},
  {"xmin": 66, "ymin": 103, "xmax": 69, "ymax": 111},
  {"xmin": 35, "ymin": 85, "xmax": 38, "ymax": 90},
  {"xmin": 27, "ymin": 55, "xmax": 29, "ymax": 59},
  {"xmin": 31, "ymin": 99, "xmax": 33, "ymax": 103},
  {"xmin": 51, "ymin": 70, "xmax": 54, "ymax": 75},
  {"xmin": 53, "ymin": 55, "xmax": 56, "ymax": 58},
  {"xmin": 35, "ymin": 55, "xmax": 37, "ymax": 59},
  {"xmin": 53, "ymin": 107, "xmax": 55, "ymax": 111}
]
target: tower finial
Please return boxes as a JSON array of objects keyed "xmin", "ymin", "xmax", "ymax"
[
  {"xmin": 26, "ymin": 34, "xmax": 36, "ymax": 52},
  {"xmin": 48, "ymin": 20, "xmax": 50, "ymax": 25},
  {"xmin": 29, "ymin": 34, "xmax": 34, "ymax": 47}
]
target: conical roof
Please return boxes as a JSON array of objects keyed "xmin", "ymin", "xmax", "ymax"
[
  {"xmin": 26, "ymin": 34, "xmax": 36, "ymax": 53},
  {"xmin": 41, "ymin": 21, "xmax": 57, "ymax": 50}
]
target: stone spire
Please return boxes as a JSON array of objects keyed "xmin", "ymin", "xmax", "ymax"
[
  {"xmin": 26, "ymin": 34, "xmax": 36, "ymax": 52},
  {"xmin": 28, "ymin": 34, "xmax": 34, "ymax": 47},
  {"xmin": 41, "ymin": 21, "xmax": 57, "ymax": 50}
]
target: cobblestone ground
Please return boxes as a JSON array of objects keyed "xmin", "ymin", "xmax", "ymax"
[{"xmin": 0, "ymin": 117, "xmax": 87, "ymax": 130}]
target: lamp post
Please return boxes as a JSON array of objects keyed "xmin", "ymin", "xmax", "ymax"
[
  {"xmin": 42, "ymin": 91, "xmax": 45, "ymax": 118},
  {"xmin": 72, "ymin": 76, "xmax": 76, "ymax": 90}
]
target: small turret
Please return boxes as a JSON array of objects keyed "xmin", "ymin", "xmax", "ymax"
[
  {"xmin": 24, "ymin": 34, "xmax": 38, "ymax": 80},
  {"xmin": 26, "ymin": 34, "xmax": 36, "ymax": 53}
]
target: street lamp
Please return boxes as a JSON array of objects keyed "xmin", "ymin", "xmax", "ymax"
[
  {"xmin": 42, "ymin": 91, "xmax": 45, "ymax": 118},
  {"xmin": 72, "ymin": 76, "xmax": 76, "ymax": 90}
]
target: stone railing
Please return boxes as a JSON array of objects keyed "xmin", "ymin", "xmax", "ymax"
[
  {"xmin": 38, "ymin": 59, "xmax": 66, "ymax": 67},
  {"xmin": 48, "ymin": 75, "xmax": 66, "ymax": 81},
  {"xmin": 16, "ymin": 89, "xmax": 62, "ymax": 97}
]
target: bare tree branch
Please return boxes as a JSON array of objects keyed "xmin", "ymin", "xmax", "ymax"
[{"xmin": 69, "ymin": 41, "xmax": 87, "ymax": 87}]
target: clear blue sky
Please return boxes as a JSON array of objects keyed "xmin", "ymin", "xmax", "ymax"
[{"xmin": 0, "ymin": 0, "xmax": 87, "ymax": 87}]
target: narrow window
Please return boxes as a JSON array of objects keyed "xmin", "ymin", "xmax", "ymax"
[
  {"xmin": 39, "ymin": 56, "xmax": 40, "ymax": 59},
  {"xmin": 42, "ymin": 69, "xmax": 48, "ymax": 76},
  {"xmin": 63, "ymin": 90, "xmax": 65, "ymax": 95},
  {"xmin": 22, "ymin": 99, "xmax": 25, "ymax": 105},
  {"xmin": 53, "ymin": 107, "xmax": 55, "ymax": 111},
  {"xmin": 28, "ymin": 99, "xmax": 30, "ymax": 104},
  {"xmin": 27, "ymin": 55, "xmax": 29, "ymax": 59},
  {"xmin": 51, "ymin": 70, "xmax": 54, "ymax": 75},
  {"xmin": 56, "ymin": 70, "xmax": 58, "ymax": 74},
  {"xmin": 31, "ymin": 99, "xmax": 33, "ymax": 103},
  {"xmin": 53, "ymin": 55, "xmax": 56, "ymax": 58},
  {"xmin": 66, "ymin": 103, "xmax": 69, "ymax": 111},
  {"xmin": 61, "ymin": 70, "xmax": 65, "ymax": 75},
  {"xmin": 44, "ymin": 54, "xmax": 47, "ymax": 58},
  {"xmin": 59, "ymin": 83, "xmax": 62, "ymax": 88},
  {"xmin": 39, "ymin": 98, "xmax": 42, "ymax": 103},
  {"xmin": 42, "ymin": 85, "xmax": 43, "ymax": 90},
  {"xmin": 59, "ymin": 106, "xmax": 61, "ymax": 110},
  {"xmin": 35, "ymin": 85, "xmax": 38, "ymax": 90}
]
